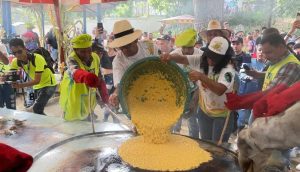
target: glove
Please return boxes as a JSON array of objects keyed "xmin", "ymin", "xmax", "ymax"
[
  {"xmin": 98, "ymin": 79, "xmax": 109, "ymax": 104},
  {"xmin": 225, "ymin": 91, "xmax": 265, "ymax": 110},
  {"xmin": 252, "ymin": 84, "xmax": 288, "ymax": 118},
  {"xmin": 0, "ymin": 143, "xmax": 33, "ymax": 172},
  {"xmin": 73, "ymin": 69, "xmax": 100, "ymax": 88},
  {"xmin": 266, "ymin": 82, "xmax": 300, "ymax": 116}
]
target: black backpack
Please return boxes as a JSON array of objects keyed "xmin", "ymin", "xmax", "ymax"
[{"xmin": 17, "ymin": 47, "xmax": 55, "ymax": 73}]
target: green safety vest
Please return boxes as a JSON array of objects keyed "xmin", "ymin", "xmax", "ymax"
[
  {"xmin": 59, "ymin": 52, "xmax": 100, "ymax": 121},
  {"xmin": 262, "ymin": 54, "xmax": 300, "ymax": 91},
  {"xmin": 0, "ymin": 62, "xmax": 9, "ymax": 74}
]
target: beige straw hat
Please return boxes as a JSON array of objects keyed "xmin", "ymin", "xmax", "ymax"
[
  {"xmin": 200, "ymin": 20, "xmax": 231, "ymax": 41},
  {"xmin": 108, "ymin": 20, "xmax": 142, "ymax": 48}
]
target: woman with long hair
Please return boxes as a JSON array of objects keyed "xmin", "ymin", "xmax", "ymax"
[{"xmin": 161, "ymin": 36, "xmax": 236, "ymax": 143}]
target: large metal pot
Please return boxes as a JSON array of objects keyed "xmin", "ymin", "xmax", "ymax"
[{"xmin": 29, "ymin": 131, "xmax": 241, "ymax": 172}]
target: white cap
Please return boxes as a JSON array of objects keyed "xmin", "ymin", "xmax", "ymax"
[{"xmin": 208, "ymin": 37, "xmax": 229, "ymax": 55}]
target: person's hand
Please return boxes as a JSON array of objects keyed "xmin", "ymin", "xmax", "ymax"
[
  {"xmin": 245, "ymin": 70, "xmax": 258, "ymax": 78},
  {"xmin": 11, "ymin": 82, "xmax": 22, "ymax": 89},
  {"xmin": 73, "ymin": 69, "xmax": 100, "ymax": 88},
  {"xmin": 94, "ymin": 28, "xmax": 103, "ymax": 37},
  {"xmin": 160, "ymin": 53, "xmax": 172, "ymax": 63},
  {"xmin": 189, "ymin": 70, "xmax": 202, "ymax": 82},
  {"xmin": 0, "ymin": 74, "xmax": 6, "ymax": 83},
  {"xmin": 109, "ymin": 93, "xmax": 119, "ymax": 107},
  {"xmin": 288, "ymin": 20, "xmax": 300, "ymax": 35},
  {"xmin": 85, "ymin": 73, "xmax": 100, "ymax": 88},
  {"xmin": 0, "ymin": 50, "xmax": 5, "ymax": 58}
]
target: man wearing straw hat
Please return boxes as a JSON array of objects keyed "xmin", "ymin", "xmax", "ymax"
[
  {"xmin": 199, "ymin": 20, "xmax": 231, "ymax": 44},
  {"xmin": 59, "ymin": 34, "xmax": 108, "ymax": 121},
  {"xmin": 108, "ymin": 20, "xmax": 159, "ymax": 107}
]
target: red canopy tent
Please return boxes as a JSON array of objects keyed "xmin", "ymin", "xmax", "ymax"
[
  {"xmin": 14, "ymin": 0, "xmax": 125, "ymax": 5},
  {"xmin": 7, "ymin": 0, "xmax": 126, "ymax": 64},
  {"xmin": 10, "ymin": 0, "xmax": 126, "ymax": 31}
]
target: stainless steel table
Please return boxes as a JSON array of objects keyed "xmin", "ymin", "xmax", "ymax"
[{"xmin": 0, "ymin": 108, "xmax": 130, "ymax": 156}]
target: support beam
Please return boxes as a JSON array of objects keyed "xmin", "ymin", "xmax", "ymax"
[
  {"xmin": 96, "ymin": 3, "xmax": 102, "ymax": 23},
  {"xmin": 83, "ymin": 5, "xmax": 87, "ymax": 34},
  {"xmin": 2, "ymin": 1, "xmax": 12, "ymax": 37},
  {"xmin": 40, "ymin": 5, "xmax": 45, "ymax": 38}
]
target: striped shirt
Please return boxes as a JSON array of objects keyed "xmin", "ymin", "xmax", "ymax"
[{"xmin": 267, "ymin": 62, "xmax": 300, "ymax": 89}]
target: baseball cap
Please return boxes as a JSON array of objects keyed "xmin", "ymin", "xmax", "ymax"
[
  {"xmin": 157, "ymin": 35, "xmax": 171, "ymax": 41},
  {"xmin": 294, "ymin": 43, "xmax": 300, "ymax": 50},
  {"xmin": 231, "ymin": 36, "xmax": 243, "ymax": 44},
  {"xmin": 204, "ymin": 36, "xmax": 230, "ymax": 63}
]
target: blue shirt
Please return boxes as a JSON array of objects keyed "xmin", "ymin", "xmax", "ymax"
[
  {"xmin": 251, "ymin": 58, "xmax": 266, "ymax": 72},
  {"xmin": 237, "ymin": 55, "xmax": 266, "ymax": 95}
]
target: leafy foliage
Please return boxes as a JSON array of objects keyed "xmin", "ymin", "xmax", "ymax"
[
  {"xmin": 275, "ymin": 0, "xmax": 300, "ymax": 18},
  {"xmin": 105, "ymin": 0, "xmax": 193, "ymax": 17},
  {"xmin": 226, "ymin": 11, "xmax": 266, "ymax": 31},
  {"xmin": 105, "ymin": 0, "xmax": 134, "ymax": 17}
]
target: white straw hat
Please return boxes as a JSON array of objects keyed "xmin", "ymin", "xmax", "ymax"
[
  {"xmin": 108, "ymin": 20, "xmax": 142, "ymax": 48},
  {"xmin": 200, "ymin": 20, "xmax": 231, "ymax": 41}
]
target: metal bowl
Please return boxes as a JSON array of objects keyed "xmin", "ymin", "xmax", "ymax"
[{"xmin": 29, "ymin": 131, "xmax": 241, "ymax": 172}]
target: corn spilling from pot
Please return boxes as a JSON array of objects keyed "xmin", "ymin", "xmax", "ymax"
[{"xmin": 118, "ymin": 62, "xmax": 212, "ymax": 171}]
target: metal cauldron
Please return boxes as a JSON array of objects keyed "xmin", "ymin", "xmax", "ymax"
[{"xmin": 29, "ymin": 131, "xmax": 241, "ymax": 172}]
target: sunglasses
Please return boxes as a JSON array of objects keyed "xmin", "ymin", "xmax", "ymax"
[{"xmin": 12, "ymin": 50, "xmax": 23, "ymax": 56}]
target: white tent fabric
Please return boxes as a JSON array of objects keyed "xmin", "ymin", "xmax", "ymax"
[{"xmin": 161, "ymin": 15, "xmax": 195, "ymax": 25}]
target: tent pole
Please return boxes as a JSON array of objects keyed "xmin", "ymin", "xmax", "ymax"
[
  {"xmin": 83, "ymin": 5, "xmax": 87, "ymax": 34},
  {"xmin": 53, "ymin": 0, "xmax": 65, "ymax": 65},
  {"xmin": 96, "ymin": 3, "xmax": 102, "ymax": 23},
  {"xmin": 40, "ymin": 5, "xmax": 45, "ymax": 45},
  {"xmin": 2, "ymin": 1, "xmax": 12, "ymax": 37}
]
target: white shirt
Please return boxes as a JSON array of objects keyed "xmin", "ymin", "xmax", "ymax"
[
  {"xmin": 113, "ymin": 41, "xmax": 159, "ymax": 86},
  {"xmin": 187, "ymin": 54, "xmax": 235, "ymax": 116},
  {"xmin": 0, "ymin": 43, "xmax": 8, "ymax": 56},
  {"xmin": 170, "ymin": 47, "xmax": 203, "ymax": 69}
]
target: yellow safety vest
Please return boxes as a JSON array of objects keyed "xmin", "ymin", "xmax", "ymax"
[
  {"xmin": 59, "ymin": 52, "xmax": 100, "ymax": 121},
  {"xmin": 262, "ymin": 54, "xmax": 300, "ymax": 91},
  {"xmin": 0, "ymin": 62, "xmax": 9, "ymax": 74}
]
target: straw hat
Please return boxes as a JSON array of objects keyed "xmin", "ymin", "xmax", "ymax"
[
  {"xmin": 200, "ymin": 20, "xmax": 231, "ymax": 41},
  {"xmin": 108, "ymin": 20, "xmax": 142, "ymax": 48}
]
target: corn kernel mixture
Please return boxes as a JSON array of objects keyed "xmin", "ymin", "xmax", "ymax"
[
  {"xmin": 127, "ymin": 73, "xmax": 182, "ymax": 143},
  {"xmin": 119, "ymin": 135, "xmax": 212, "ymax": 171},
  {"xmin": 119, "ymin": 73, "xmax": 212, "ymax": 171}
]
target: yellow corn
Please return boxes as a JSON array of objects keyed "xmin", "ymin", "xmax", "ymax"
[{"xmin": 119, "ymin": 73, "xmax": 212, "ymax": 171}]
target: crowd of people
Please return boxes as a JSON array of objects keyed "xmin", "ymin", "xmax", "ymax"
[{"xmin": 1, "ymin": 18, "xmax": 300, "ymax": 171}]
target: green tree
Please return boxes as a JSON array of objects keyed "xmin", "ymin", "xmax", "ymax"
[
  {"xmin": 105, "ymin": 0, "xmax": 134, "ymax": 17},
  {"xmin": 275, "ymin": 0, "xmax": 300, "ymax": 18},
  {"xmin": 149, "ymin": 0, "xmax": 193, "ymax": 16},
  {"xmin": 193, "ymin": 0, "xmax": 225, "ymax": 28},
  {"xmin": 148, "ymin": 0, "xmax": 172, "ymax": 14}
]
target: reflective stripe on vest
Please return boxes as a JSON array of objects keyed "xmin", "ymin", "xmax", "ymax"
[{"xmin": 262, "ymin": 54, "xmax": 300, "ymax": 91}]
